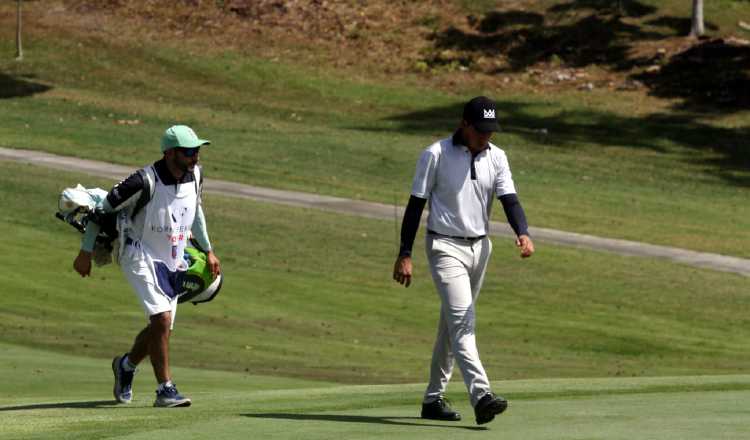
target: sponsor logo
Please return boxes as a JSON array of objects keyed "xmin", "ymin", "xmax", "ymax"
[
  {"xmin": 150, "ymin": 225, "xmax": 190, "ymax": 233},
  {"xmin": 483, "ymin": 109, "xmax": 495, "ymax": 119},
  {"xmin": 183, "ymin": 280, "xmax": 201, "ymax": 292},
  {"xmin": 171, "ymin": 206, "xmax": 189, "ymax": 223}
]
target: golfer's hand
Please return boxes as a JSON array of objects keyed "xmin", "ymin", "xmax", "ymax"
[
  {"xmin": 206, "ymin": 251, "xmax": 221, "ymax": 279},
  {"xmin": 516, "ymin": 234, "xmax": 534, "ymax": 258},
  {"xmin": 74, "ymin": 250, "xmax": 92, "ymax": 277},
  {"xmin": 393, "ymin": 255, "xmax": 413, "ymax": 287}
]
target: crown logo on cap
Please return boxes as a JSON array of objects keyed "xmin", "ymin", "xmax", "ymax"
[{"xmin": 483, "ymin": 109, "xmax": 495, "ymax": 119}]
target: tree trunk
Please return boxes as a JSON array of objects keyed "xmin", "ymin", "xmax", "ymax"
[
  {"xmin": 689, "ymin": 0, "xmax": 705, "ymax": 38},
  {"xmin": 15, "ymin": 0, "xmax": 23, "ymax": 60}
]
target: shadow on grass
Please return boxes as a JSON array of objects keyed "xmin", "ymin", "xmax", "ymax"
[
  {"xmin": 0, "ymin": 73, "xmax": 52, "ymax": 99},
  {"xmin": 430, "ymin": 1, "xmax": 672, "ymax": 73},
  {"xmin": 546, "ymin": 0, "xmax": 656, "ymax": 17},
  {"xmin": 634, "ymin": 39, "xmax": 750, "ymax": 110},
  {"xmin": 355, "ymin": 100, "xmax": 750, "ymax": 186},
  {"xmin": 243, "ymin": 413, "xmax": 486, "ymax": 430},
  {"xmin": 0, "ymin": 400, "xmax": 116, "ymax": 411},
  {"xmin": 427, "ymin": 2, "xmax": 744, "ymax": 112}
]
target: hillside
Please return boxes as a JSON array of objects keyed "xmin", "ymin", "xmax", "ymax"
[
  {"xmin": 1, "ymin": 7, "xmax": 750, "ymax": 438},
  {"xmin": 56, "ymin": 0, "xmax": 750, "ymax": 110},
  {"xmin": 2, "ymin": 1, "xmax": 750, "ymax": 257}
]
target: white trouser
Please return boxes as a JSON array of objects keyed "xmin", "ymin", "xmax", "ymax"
[
  {"xmin": 423, "ymin": 234, "xmax": 492, "ymax": 407},
  {"xmin": 120, "ymin": 242, "xmax": 178, "ymax": 330}
]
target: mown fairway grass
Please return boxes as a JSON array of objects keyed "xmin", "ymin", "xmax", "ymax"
[
  {"xmin": 2, "ymin": 343, "xmax": 750, "ymax": 440},
  {"xmin": 2, "ymin": 2, "xmax": 750, "ymax": 438},
  {"xmin": 1, "ymin": 2, "xmax": 750, "ymax": 256},
  {"xmin": 2, "ymin": 162, "xmax": 749, "ymax": 383}
]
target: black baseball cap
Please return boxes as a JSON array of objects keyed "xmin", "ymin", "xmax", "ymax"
[{"xmin": 463, "ymin": 96, "xmax": 500, "ymax": 132}]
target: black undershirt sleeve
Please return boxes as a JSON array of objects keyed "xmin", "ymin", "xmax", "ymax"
[
  {"xmin": 105, "ymin": 171, "xmax": 145, "ymax": 210},
  {"xmin": 398, "ymin": 195, "xmax": 427, "ymax": 258},
  {"xmin": 499, "ymin": 193, "xmax": 529, "ymax": 237}
]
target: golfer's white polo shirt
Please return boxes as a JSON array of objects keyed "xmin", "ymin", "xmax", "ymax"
[{"xmin": 411, "ymin": 135, "xmax": 516, "ymax": 237}]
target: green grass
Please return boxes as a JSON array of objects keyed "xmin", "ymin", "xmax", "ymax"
[
  {"xmin": 2, "ymin": 161, "xmax": 749, "ymax": 384},
  {"xmin": 1, "ymin": 2, "xmax": 750, "ymax": 257},
  {"xmin": 2, "ymin": 2, "xmax": 750, "ymax": 438},
  {"xmin": 2, "ymin": 343, "xmax": 749, "ymax": 440}
]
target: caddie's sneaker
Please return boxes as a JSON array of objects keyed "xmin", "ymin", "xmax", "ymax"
[
  {"xmin": 153, "ymin": 384, "xmax": 192, "ymax": 408},
  {"xmin": 112, "ymin": 354, "xmax": 135, "ymax": 404},
  {"xmin": 474, "ymin": 392, "xmax": 508, "ymax": 425},
  {"xmin": 421, "ymin": 397, "xmax": 461, "ymax": 421}
]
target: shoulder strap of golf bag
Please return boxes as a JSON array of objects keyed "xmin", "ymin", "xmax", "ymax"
[
  {"xmin": 130, "ymin": 166, "xmax": 156, "ymax": 220},
  {"xmin": 193, "ymin": 164, "xmax": 202, "ymax": 202}
]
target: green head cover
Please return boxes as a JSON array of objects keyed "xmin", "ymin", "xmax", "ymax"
[{"xmin": 182, "ymin": 247, "xmax": 213, "ymax": 295}]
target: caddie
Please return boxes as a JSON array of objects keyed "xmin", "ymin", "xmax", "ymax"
[
  {"xmin": 392, "ymin": 96, "xmax": 534, "ymax": 425},
  {"xmin": 73, "ymin": 125, "xmax": 221, "ymax": 407}
]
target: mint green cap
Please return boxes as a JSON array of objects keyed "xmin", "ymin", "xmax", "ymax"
[{"xmin": 161, "ymin": 125, "xmax": 211, "ymax": 152}]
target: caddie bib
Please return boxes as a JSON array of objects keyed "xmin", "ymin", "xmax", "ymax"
[{"xmin": 140, "ymin": 171, "xmax": 197, "ymax": 275}]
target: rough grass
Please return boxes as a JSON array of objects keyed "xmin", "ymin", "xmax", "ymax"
[
  {"xmin": 2, "ymin": 3, "xmax": 749, "ymax": 437},
  {"xmin": 2, "ymin": 162, "xmax": 749, "ymax": 385},
  {"xmin": 1, "ymin": 25, "xmax": 750, "ymax": 256}
]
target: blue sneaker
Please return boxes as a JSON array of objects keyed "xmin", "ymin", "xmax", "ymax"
[
  {"xmin": 154, "ymin": 384, "xmax": 192, "ymax": 408},
  {"xmin": 112, "ymin": 354, "xmax": 135, "ymax": 404}
]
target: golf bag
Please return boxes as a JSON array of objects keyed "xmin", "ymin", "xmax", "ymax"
[
  {"xmin": 57, "ymin": 184, "xmax": 119, "ymax": 267},
  {"xmin": 179, "ymin": 244, "xmax": 224, "ymax": 304},
  {"xmin": 56, "ymin": 183, "xmax": 222, "ymax": 305}
]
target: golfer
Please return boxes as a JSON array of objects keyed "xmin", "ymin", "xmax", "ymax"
[
  {"xmin": 73, "ymin": 125, "xmax": 221, "ymax": 407},
  {"xmin": 392, "ymin": 96, "xmax": 534, "ymax": 425}
]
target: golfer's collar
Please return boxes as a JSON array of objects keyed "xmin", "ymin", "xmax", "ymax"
[
  {"xmin": 452, "ymin": 130, "xmax": 489, "ymax": 155},
  {"xmin": 452, "ymin": 130, "xmax": 466, "ymax": 148}
]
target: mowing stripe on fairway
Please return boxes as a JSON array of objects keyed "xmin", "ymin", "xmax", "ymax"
[{"xmin": 2, "ymin": 343, "xmax": 749, "ymax": 440}]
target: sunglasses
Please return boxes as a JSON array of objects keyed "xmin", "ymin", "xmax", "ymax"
[{"xmin": 175, "ymin": 147, "xmax": 200, "ymax": 157}]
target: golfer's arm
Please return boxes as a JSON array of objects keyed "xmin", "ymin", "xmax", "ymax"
[
  {"xmin": 498, "ymin": 193, "xmax": 529, "ymax": 237},
  {"xmin": 398, "ymin": 196, "xmax": 427, "ymax": 258},
  {"xmin": 191, "ymin": 205, "xmax": 213, "ymax": 253}
]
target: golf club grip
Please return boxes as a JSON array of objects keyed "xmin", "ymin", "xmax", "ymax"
[{"xmin": 56, "ymin": 212, "xmax": 86, "ymax": 233}]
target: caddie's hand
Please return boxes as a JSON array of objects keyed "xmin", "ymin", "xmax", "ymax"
[
  {"xmin": 516, "ymin": 234, "xmax": 535, "ymax": 258},
  {"xmin": 393, "ymin": 255, "xmax": 413, "ymax": 287},
  {"xmin": 74, "ymin": 250, "xmax": 92, "ymax": 277},
  {"xmin": 206, "ymin": 251, "xmax": 221, "ymax": 279}
]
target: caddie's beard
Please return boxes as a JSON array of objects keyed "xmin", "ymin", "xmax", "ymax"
[{"xmin": 175, "ymin": 157, "xmax": 196, "ymax": 173}]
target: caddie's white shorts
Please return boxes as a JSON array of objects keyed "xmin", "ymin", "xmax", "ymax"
[{"xmin": 119, "ymin": 242, "xmax": 178, "ymax": 330}]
